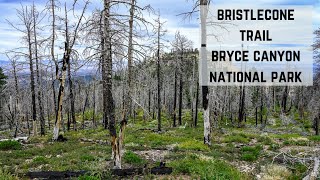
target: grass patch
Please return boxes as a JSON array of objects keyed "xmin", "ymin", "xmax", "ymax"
[
  {"xmin": 169, "ymin": 154, "xmax": 248, "ymax": 179},
  {"xmin": 123, "ymin": 151, "xmax": 145, "ymax": 165},
  {"xmin": 223, "ymin": 135, "xmax": 249, "ymax": 143},
  {"xmin": 288, "ymin": 162, "xmax": 308, "ymax": 180},
  {"xmin": 309, "ymin": 135, "xmax": 320, "ymax": 142},
  {"xmin": 31, "ymin": 156, "xmax": 49, "ymax": 166},
  {"xmin": 283, "ymin": 137, "xmax": 309, "ymax": 146},
  {"xmin": 240, "ymin": 145, "xmax": 262, "ymax": 162},
  {"xmin": 0, "ymin": 140, "xmax": 22, "ymax": 151},
  {"xmin": 257, "ymin": 135, "xmax": 273, "ymax": 145},
  {"xmin": 178, "ymin": 140, "xmax": 210, "ymax": 151},
  {"xmin": 80, "ymin": 155, "xmax": 96, "ymax": 162},
  {"xmin": 0, "ymin": 168, "xmax": 17, "ymax": 180},
  {"xmin": 261, "ymin": 164, "xmax": 292, "ymax": 180}
]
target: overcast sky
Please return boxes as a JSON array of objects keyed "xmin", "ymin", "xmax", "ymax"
[{"xmin": 0, "ymin": 0, "xmax": 319, "ymax": 61}]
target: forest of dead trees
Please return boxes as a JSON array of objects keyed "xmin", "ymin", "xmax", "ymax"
[{"xmin": 0, "ymin": 0, "xmax": 320, "ymax": 170}]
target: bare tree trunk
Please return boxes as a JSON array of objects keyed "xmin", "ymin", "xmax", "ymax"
[
  {"xmin": 200, "ymin": 0, "xmax": 211, "ymax": 145},
  {"xmin": 178, "ymin": 71, "xmax": 183, "ymax": 126},
  {"xmin": 157, "ymin": 14, "xmax": 161, "ymax": 132},
  {"xmin": 281, "ymin": 86, "xmax": 288, "ymax": 113},
  {"xmin": 92, "ymin": 81, "xmax": 96, "ymax": 128},
  {"xmin": 53, "ymin": 42, "xmax": 69, "ymax": 140},
  {"xmin": 315, "ymin": 117, "xmax": 319, "ymax": 135},
  {"xmin": 67, "ymin": 108, "xmax": 70, "ymax": 131},
  {"xmin": 27, "ymin": 18, "xmax": 37, "ymax": 137},
  {"xmin": 67, "ymin": 55, "xmax": 76, "ymax": 131},
  {"xmin": 173, "ymin": 70, "xmax": 177, "ymax": 127},
  {"xmin": 50, "ymin": 0, "xmax": 59, "ymax": 127},
  {"xmin": 32, "ymin": 4, "xmax": 45, "ymax": 135},
  {"xmin": 53, "ymin": 4, "xmax": 70, "ymax": 140},
  {"xmin": 11, "ymin": 59, "xmax": 20, "ymax": 137},
  {"xmin": 194, "ymin": 79, "xmax": 199, "ymax": 127},
  {"xmin": 82, "ymin": 88, "xmax": 89, "ymax": 129},
  {"xmin": 124, "ymin": 0, "xmax": 135, "ymax": 118},
  {"xmin": 148, "ymin": 88, "xmax": 151, "ymax": 114},
  {"xmin": 103, "ymin": 0, "xmax": 121, "ymax": 169}
]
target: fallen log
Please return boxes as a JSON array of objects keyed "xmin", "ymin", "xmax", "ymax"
[
  {"xmin": 0, "ymin": 137, "xmax": 28, "ymax": 142},
  {"xmin": 26, "ymin": 170, "xmax": 87, "ymax": 179},
  {"xmin": 151, "ymin": 166, "xmax": 173, "ymax": 175},
  {"xmin": 25, "ymin": 166, "xmax": 172, "ymax": 179}
]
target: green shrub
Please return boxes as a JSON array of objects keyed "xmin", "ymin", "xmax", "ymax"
[
  {"xmin": 123, "ymin": 151, "xmax": 145, "ymax": 165},
  {"xmin": 0, "ymin": 140, "xmax": 22, "ymax": 150}
]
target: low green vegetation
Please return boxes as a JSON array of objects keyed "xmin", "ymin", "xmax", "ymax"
[
  {"xmin": 0, "ymin": 109, "xmax": 317, "ymax": 179},
  {"xmin": 0, "ymin": 140, "xmax": 22, "ymax": 151},
  {"xmin": 240, "ymin": 145, "xmax": 262, "ymax": 162},
  {"xmin": 123, "ymin": 151, "xmax": 146, "ymax": 165},
  {"xmin": 169, "ymin": 154, "xmax": 247, "ymax": 179},
  {"xmin": 0, "ymin": 168, "xmax": 17, "ymax": 180}
]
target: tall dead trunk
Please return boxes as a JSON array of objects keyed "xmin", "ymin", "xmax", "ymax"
[
  {"xmin": 53, "ymin": 42, "xmax": 69, "ymax": 140},
  {"xmin": 10, "ymin": 58, "xmax": 20, "ymax": 138},
  {"xmin": 200, "ymin": 0, "xmax": 211, "ymax": 145},
  {"xmin": 82, "ymin": 88, "xmax": 89, "ymax": 129},
  {"xmin": 148, "ymin": 88, "xmax": 151, "ymax": 113},
  {"xmin": 157, "ymin": 14, "xmax": 161, "ymax": 132},
  {"xmin": 26, "ymin": 14, "xmax": 37, "ymax": 137},
  {"xmin": 53, "ymin": 4, "xmax": 70, "ymax": 140},
  {"xmin": 194, "ymin": 79, "xmax": 199, "ymax": 127},
  {"xmin": 281, "ymin": 86, "xmax": 289, "ymax": 113},
  {"xmin": 67, "ymin": 54, "xmax": 76, "ymax": 131},
  {"xmin": 50, "ymin": 0, "xmax": 58, "ymax": 126},
  {"xmin": 103, "ymin": 0, "xmax": 121, "ymax": 169},
  {"xmin": 92, "ymin": 81, "xmax": 96, "ymax": 127},
  {"xmin": 178, "ymin": 73, "xmax": 183, "ymax": 126},
  {"xmin": 315, "ymin": 117, "xmax": 319, "ymax": 136},
  {"xmin": 124, "ymin": 0, "xmax": 135, "ymax": 118},
  {"xmin": 32, "ymin": 4, "xmax": 45, "ymax": 135},
  {"xmin": 173, "ymin": 70, "xmax": 177, "ymax": 127}
]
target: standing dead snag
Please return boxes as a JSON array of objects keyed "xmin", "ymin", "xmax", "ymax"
[
  {"xmin": 32, "ymin": 4, "xmax": 46, "ymax": 135},
  {"xmin": 200, "ymin": 0, "xmax": 211, "ymax": 145},
  {"xmin": 7, "ymin": 5, "xmax": 39, "ymax": 136},
  {"xmin": 102, "ymin": 0, "xmax": 120, "ymax": 168},
  {"xmin": 156, "ymin": 13, "xmax": 162, "ymax": 132},
  {"xmin": 53, "ymin": 1, "xmax": 89, "ymax": 141}
]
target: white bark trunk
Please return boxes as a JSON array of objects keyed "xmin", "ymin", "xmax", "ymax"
[
  {"xmin": 200, "ymin": 1, "xmax": 211, "ymax": 145},
  {"xmin": 53, "ymin": 125, "xmax": 59, "ymax": 140},
  {"xmin": 33, "ymin": 120, "xmax": 37, "ymax": 136},
  {"xmin": 203, "ymin": 107, "xmax": 211, "ymax": 145}
]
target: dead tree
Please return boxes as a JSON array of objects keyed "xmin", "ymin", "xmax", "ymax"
[
  {"xmin": 7, "ymin": 5, "xmax": 38, "ymax": 136},
  {"xmin": 53, "ymin": 1, "xmax": 89, "ymax": 140},
  {"xmin": 32, "ymin": 4, "xmax": 46, "ymax": 135}
]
